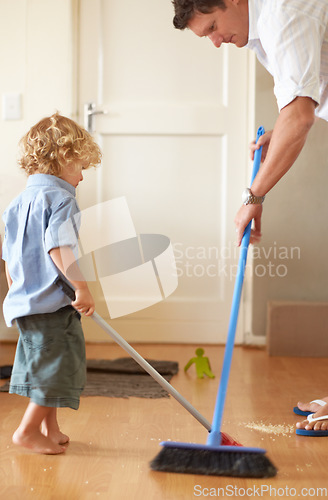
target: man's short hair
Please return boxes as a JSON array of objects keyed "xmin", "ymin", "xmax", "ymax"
[{"xmin": 172, "ymin": 0, "xmax": 226, "ymax": 30}]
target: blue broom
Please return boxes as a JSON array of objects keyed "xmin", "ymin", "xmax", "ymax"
[{"xmin": 150, "ymin": 126, "xmax": 277, "ymax": 477}]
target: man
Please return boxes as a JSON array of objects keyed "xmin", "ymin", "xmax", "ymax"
[{"xmin": 172, "ymin": 0, "xmax": 328, "ymax": 435}]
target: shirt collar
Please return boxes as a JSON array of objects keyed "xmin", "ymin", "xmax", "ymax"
[
  {"xmin": 247, "ymin": 0, "xmax": 261, "ymax": 45},
  {"xmin": 27, "ymin": 173, "xmax": 76, "ymax": 196}
]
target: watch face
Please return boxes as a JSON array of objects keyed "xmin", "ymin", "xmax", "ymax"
[{"xmin": 242, "ymin": 188, "xmax": 250, "ymax": 204}]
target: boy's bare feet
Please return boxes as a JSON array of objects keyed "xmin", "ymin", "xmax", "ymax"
[
  {"xmin": 12, "ymin": 428, "xmax": 66, "ymax": 454},
  {"xmin": 296, "ymin": 400, "xmax": 328, "ymax": 432},
  {"xmin": 41, "ymin": 426, "xmax": 70, "ymax": 445},
  {"xmin": 51, "ymin": 431, "xmax": 69, "ymax": 445},
  {"xmin": 41, "ymin": 407, "xmax": 70, "ymax": 445},
  {"xmin": 13, "ymin": 403, "xmax": 68, "ymax": 454}
]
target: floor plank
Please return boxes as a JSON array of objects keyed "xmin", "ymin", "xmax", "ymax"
[{"xmin": 1, "ymin": 342, "xmax": 328, "ymax": 499}]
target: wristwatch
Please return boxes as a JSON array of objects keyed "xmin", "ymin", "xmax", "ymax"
[{"xmin": 242, "ymin": 188, "xmax": 265, "ymax": 205}]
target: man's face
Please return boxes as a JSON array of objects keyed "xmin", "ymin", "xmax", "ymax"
[{"xmin": 188, "ymin": 0, "xmax": 249, "ymax": 49}]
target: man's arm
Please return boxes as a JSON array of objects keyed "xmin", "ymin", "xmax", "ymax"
[
  {"xmin": 234, "ymin": 96, "xmax": 316, "ymax": 245},
  {"xmin": 49, "ymin": 246, "xmax": 95, "ymax": 316}
]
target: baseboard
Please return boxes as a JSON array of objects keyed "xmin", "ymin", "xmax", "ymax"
[{"xmin": 244, "ymin": 330, "xmax": 266, "ymax": 347}]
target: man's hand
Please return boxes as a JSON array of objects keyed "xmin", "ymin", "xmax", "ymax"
[
  {"xmin": 236, "ymin": 97, "xmax": 316, "ymax": 247},
  {"xmin": 234, "ymin": 204, "xmax": 263, "ymax": 246},
  {"xmin": 249, "ymin": 130, "xmax": 273, "ymax": 161}
]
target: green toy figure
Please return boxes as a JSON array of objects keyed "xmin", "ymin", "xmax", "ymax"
[{"xmin": 184, "ymin": 348, "xmax": 215, "ymax": 379}]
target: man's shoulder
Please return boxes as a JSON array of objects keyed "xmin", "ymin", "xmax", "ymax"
[{"xmin": 261, "ymin": 0, "xmax": 328, "ymax": 19}]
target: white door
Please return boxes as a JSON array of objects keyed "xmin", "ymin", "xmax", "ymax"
[{"xmin": 77, "ymin": 0, "xmax": 252, "ymax": 343}]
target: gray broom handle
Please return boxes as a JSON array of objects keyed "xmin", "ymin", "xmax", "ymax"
[
  {"xmin": 91, "ymin": 311, "xmax": 211, "ymax": 432},
  {"xmin": 55, "ymin": 272, "xmax": 211, "ymax": 431}
]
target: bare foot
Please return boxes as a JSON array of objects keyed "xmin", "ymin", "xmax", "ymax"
[
  {"xmin": 41, "ymin": 409, "xmax": 70, "ymax": 445},
  {"xmin": 296, "ymin": 402, "xmax": 328, "ymax": 431},
  {"xmin": 12, "ymin": 428, "xmax": 66, "ymax": 454},
  {"xmin": 297, "ymin": 397, "xmax": 328, "ymax": 414},
  {"xmin": 42, "ymin": 428, "xmax": 70, "ymax": 445},
  {"xmin": 41, "ymin": 420, "xmax": 69, "ymax": 445}
]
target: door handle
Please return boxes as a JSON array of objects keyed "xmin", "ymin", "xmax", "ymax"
[{"xmin": 84, "ymin": 102, "xmax": 108, "ymax": 133}]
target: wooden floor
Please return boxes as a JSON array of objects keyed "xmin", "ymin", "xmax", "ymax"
[{"xmin": 1, "ymin": 342, "xmax": 328, "ymax": 499}]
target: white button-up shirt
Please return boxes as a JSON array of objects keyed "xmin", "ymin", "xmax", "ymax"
[{"xmin": 247, "ymin": 0, "xmax": 328, "ymax": 120}]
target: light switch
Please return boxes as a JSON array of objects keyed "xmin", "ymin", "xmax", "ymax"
[{"xmin": 2, "ymin": 93, "xmax": 22, "ymax": 120}]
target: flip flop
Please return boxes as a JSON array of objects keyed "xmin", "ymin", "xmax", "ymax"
[
  {"xmin": 293, "ymin": 399, "xmax": 326, "ymax": 416},
  {"xmin": 296, "ymin": 413, "xmax": 328, "ymax": 436}
]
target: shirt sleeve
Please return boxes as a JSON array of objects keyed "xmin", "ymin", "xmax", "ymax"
[
  {"xmin": 259, "ymin": 7, "xmax": 325, "ymax": 111},
  {"xmin": 1, "ymin": 211, "xmax": 9, "ymax": 261},
  {"xmin": 44, "ymin": 197, "xmax": 81, "ymax": 254}
]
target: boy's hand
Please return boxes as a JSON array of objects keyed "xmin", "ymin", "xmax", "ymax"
[
  {"xmin": 72, "ymin": 287, "xmax": 95, "ymax": 316},
  {"xmin": 50, "ymin": 247, "xmax": 95, "ymax": 315}
]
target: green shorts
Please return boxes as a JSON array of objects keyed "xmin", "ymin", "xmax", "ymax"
[{"xmin": 10, "ymin": 306, "xmax": 86, "ymax": 410}]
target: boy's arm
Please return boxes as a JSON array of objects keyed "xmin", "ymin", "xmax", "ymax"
[
  {"xmin": 4, "ymin": 262, "xmax": 13, "ymax": 288},
  {"xmin": 49, "ymin": 246, "xmax": 95, "ymax": 316}
]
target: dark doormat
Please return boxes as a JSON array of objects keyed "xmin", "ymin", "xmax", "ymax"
[
  {"xmin": 0, "ymin": 365, "xmax": 12, "ymax": 379},
  {"xmin": 84, "ymin": 358, "xmax": 179, "ymax": 399},
  {"xmin": 0, "ymin": 358, "xmax": 179, "ymax": 399}
]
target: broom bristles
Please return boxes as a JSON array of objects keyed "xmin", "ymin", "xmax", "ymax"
[{"xmin": 150, "ymin": 445, "xmax": 277, "ymax": 478}]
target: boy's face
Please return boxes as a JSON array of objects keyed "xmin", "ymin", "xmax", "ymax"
[{"xmin": 60, "ymin": 162, "xmax": 86, "ymax": 188}]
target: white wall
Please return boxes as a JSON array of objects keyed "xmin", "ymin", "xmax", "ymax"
[
  {"xmin": 250, "ymin": 61, "xmax": 328, "ymax": 338},
  {"xmin": 0, "ymin": 0, "xmax": 76, "ymax": 340}
]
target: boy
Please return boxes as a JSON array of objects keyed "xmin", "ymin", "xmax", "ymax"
[{"xmin": 2, "ymin": 112, "xmax": 102, "ymax": 454}]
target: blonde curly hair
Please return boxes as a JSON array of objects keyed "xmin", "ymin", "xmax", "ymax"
[{"xmin": 19, "ymin": 112, "xmax": 102, "ymax": 176}]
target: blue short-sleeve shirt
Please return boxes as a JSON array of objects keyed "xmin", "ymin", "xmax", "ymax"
[{"xmin": 2, "ymin": 174, "xmax": 80, "ymax": 326}]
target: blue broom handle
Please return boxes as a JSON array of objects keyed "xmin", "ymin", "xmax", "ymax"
[{"xmin": 207, "ymin": 126, "xmax": 265, "ymax": 446}]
